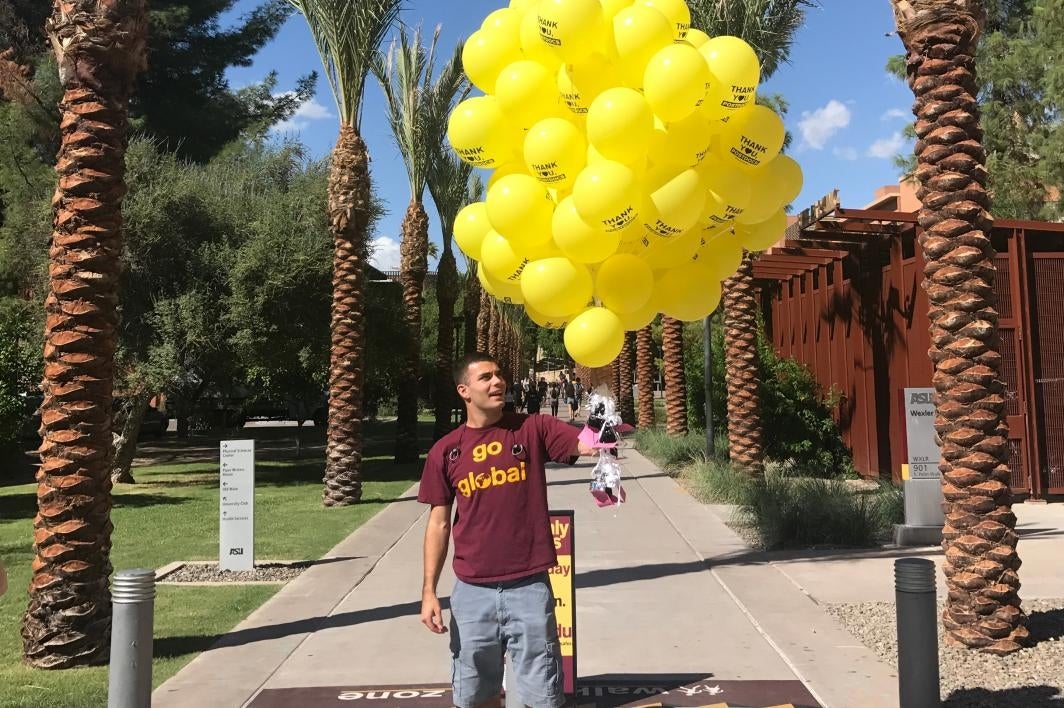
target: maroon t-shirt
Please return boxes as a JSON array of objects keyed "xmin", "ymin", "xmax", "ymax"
[{"xmin": 418, "ymin": 413, "xmax": 579, "ymax": 584}]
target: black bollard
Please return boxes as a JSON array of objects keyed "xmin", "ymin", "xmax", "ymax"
[{"xmin": 895, "ymin": 558, "xmax": 940, "ymax": 708}]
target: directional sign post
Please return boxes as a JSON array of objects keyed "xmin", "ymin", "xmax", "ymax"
[{"xmin": 219, "ymin": 440, "xmax": 255, "ymax": 570}]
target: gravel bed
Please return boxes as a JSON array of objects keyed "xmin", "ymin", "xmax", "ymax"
[
  {"xmin": 826, "ymin": 599, "xmax": 1064, "ymax": 707},
  {"xmin": 159, "ymin": 561, "xmax": 311, "ymax": 584}
]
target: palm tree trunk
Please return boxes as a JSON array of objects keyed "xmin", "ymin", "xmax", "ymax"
[
  {"xmin": 661, "ymin": 317, "xmax": 688, "ymax": 436},
  {"xmin": 434, "ymin": 249, "xmax": 458, "ymax": 440},
  {"xmin": 723, "ymin": 252, "xmax": 763, "ymax": 473},
  {"xmin": 636, "ymin": 324, "xmax": 656, "ymax": 428},
  {"xmin": 618, "ymin": 332, "xmax": 636, "ymax": 424},
  {"xmin": 893, "ymin": 0, "xmax": 1026, "ymax": 655},
  {"xmin": 23, "ymin": 0, "xmax": 147, "ymax": 669},
  {"xmin": 395, "ymin": 199, "xmax": 429, "ymax": 463},
  {"xmin": 487, "ymin": 301, "xmax": 499, "ymax": 359},
  {"xmin": 111, "ymin": 391, "xmax": 150, "ymax": 484},
  {"xmin": 465, "ymin": 270, "xmax": 482, "ymax": 355},
  {"xmin": 477, "ymin": 290, "xmax": 491, "ymax": 352},
  {"xmin": 322, "ymin": 125, "xmax": 370, "ymax": 506}
]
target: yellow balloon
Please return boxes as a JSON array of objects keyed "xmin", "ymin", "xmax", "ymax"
[
  {"xmin": 520, "ymin": 257, "xmax": 594, "ymax": 317},
  {"xmin": 637, "ymin": 0, "xmax": 690, "ymax": 40},
  {"xmin": 552, "ymin": 196, "xmax": 620, "ymax": 263},
  {"xmin": 454, "ymin": 202, "xmax": 492, "ymax": 261},
  {"xmin": 642, "ymin": 44, "xmax": 709, "ymax": 123},
  {"xmin": 480, "ymin": 230, "xmax": 530, "ymax": 282},
  {"xmin": 602, "ymin": 0, "xmax": 635, "ymax": 20},
  {"xmin": 495, "ymin": 60, "xmax": 563, "ymax": 129},
  {"xmin": 564, "ymin": 307, "xmax": 626, "ymax": 367},
  {"xmin": 483, "ymin": 7, "xmax": 523, "ymax": 36},
  {"xmin": 736, "ymin": 208, "xmax": 787, "ymax": 252},
  {"xmin": 767, "ymin": 153, "xmax": 803, "ymax": 204},
  {"xmin": 557, "ymin": 53, "xmax": 617, "ymax": 115},
  {"xmin": 449, "ymin": 96, "xmax": 519, "ymax": 168},
  {"xmin": 586, "ymin": 87, "xmax": 654, "ymax": 165},
  {"xmin": 537, "ymin": 0, "xmax": 605, "ymax": 64},
  {"xmin": 660, "ymin": 112, "xmax": 714, "ymax": 168},
  {"xmin": 526, "ymin": 237, "xmax": 565, "ymax": 260},
  {"xmin": 524, "ymin": 117, "xmax": 587, "ymax": 190},
  {"xmin": 572, "ymin": 160, "xmax": 641, "ymax": 233},
  {"xmin": 486, "ymin": 174, "xmax": 555, "ymax": 248},
  {"xmin": 700, "ymin": 159, "xmax": 753, "ymax": 225},
  {"xmin": 646, "ymin": 228, "xmax": 701, "ymax": 268},
  {"xmin": 655, "ymin": 262, "xmax": 722, "ymax": 321},
  {"xmin": 718, "ymin": 104, "xmax": 785, "ymax": 171},
  {"xmin": 595, "ymin": 253, "xmax": 654, "ymax": 313},
  {"xmin": 526, "ymin": 303, "xmax": 580, "ymax": 329},
  {"xmin": 463, "ymin": 28, "xmax": 523, "ymax": 94},
  {"xmin": 478, "ymin": 263, "xmax": 526, "ymax": 305},
  {"xmin": 511, "ymin": 0, "xmax": 536, "ymax": 10},
  {"xmin": 684, "ymin": 28, "xmax": 710, "ymax": 48},
  {"xmin": 646, "ymin": 167, "xmax": 704, "ymax": 238},
  {"xmin": 486, "ymin": 160, "xmax": 528, "ymax": 191},
  {"xmin": 615, "ymin": 297, "xmax": 659, "ymax": 331},
  {"xmin": 735, "ymin": 155, "xmax": 787, "ymax": 225},
  {"xmin": 610, "ymin": 5, "xmax": 674, "ymax": 87},
  {"xmin": 519, "ymin": 3, "xmax": 563, "ymax": 70},
  {"xmin": 697, "ymin": 227, "xmax": 743, "ymax": 281},
  {"xmin": 699, "ymin": 36, "xmax": 760, "ymax": 116}
]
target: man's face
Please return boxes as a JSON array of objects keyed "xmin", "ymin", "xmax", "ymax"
[{"xmin": 458, "ymin": 361, "xmax": 507, "ymax": 413}]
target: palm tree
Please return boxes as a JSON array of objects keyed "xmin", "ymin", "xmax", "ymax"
[
  {"xmin": 662, "ymin": 317, "xmax": 688, "ymax": 436},
  {"xmin": 463, "ymin": 260, "xmax": 483, "ymax": 355},
  {"xmin": 618, "ymin": 333, "xmax": 636, "ymax": 424},
  {"xmin": 723, "ymin": 254, "xmax": 764, "ymax": 472},
  {"xmin": 689, "ymin": 0, "xmax": 813, "ymax": 470},
  {"xmin": 373, "ymin": 26, "xmax": 464, "ymax": 461},
  {"xmin": 22, "ymin": 0, "xmax": 148, "ymax": 669},
  {"xmin": 891, "ymin": 0, "xmax": 1026, "ymax": 655},
  {"xmin": 636, "ymin": 324, "xmax": 657, "ymax": 428},
  {"xmin": 427, "ymin": 155, "xmax": 479, "ymax": 439},
  {"xmin": 477, "ymin": 288, "xmax": 491, "ymax": 352},
  {"xmin": 287, "ymin": 0, "xmax": 399, "ymax": 505}
]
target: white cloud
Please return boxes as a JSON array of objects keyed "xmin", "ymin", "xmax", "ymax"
[
  {"xmin": 369, "ymin": 236, "xmax": 402, "ymax": 272},
  {"xmin": 833, "ymin": 146, "xmax": 859, "ymax": 161},
  {"xmin": 798, "ymin": 99, "xmax": 851, "ymax": 150},
  {"xmin": 270, "ymin": 96, "xmax": 334, "ymax": 135},
  {"xmin": 867, "ymin": 132, "xmax": 907, "ymax": 159},
  {"xmin": 881, "ymin": 107, "xmax": 909, "ymax": 121}
]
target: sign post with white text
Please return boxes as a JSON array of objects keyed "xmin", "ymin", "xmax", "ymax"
[
  {"xmin": 220, "ymin": 440, "xmax": 255, "ymax": 571},
  {"xmin": 548, "ymin": 510, "xmax": 576, "ymax": 696}
]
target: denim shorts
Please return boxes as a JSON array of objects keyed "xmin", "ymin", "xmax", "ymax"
[{"xmin": 448, "ymin": 572, "xmax": 564, "ymax": 708}]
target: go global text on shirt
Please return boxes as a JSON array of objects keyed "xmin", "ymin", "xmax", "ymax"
[{"xmin": 456, "ymin": 440, "xmax": 527, "ymax": 498}]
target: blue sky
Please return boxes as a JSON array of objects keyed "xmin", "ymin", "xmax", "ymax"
[{"xmin": 223, "ymin": 1, "xmax": 914, "ymax": 271}]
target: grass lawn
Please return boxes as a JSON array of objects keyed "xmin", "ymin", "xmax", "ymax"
[{"xmin": 0, "ymin": 419, "xmax": 428, "ymax": 708}]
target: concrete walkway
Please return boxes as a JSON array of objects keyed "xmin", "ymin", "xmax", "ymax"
[{"xmin": 151, "ymin": 446, "xmax": 916, "ymax": 708}]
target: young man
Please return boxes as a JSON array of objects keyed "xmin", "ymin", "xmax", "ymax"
[{"xmin": 418, "ymin": 353, "xmax": 594, "ymax": 708}]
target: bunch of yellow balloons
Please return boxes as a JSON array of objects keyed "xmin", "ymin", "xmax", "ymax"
[{"xmin": 449, "ymin": 0, "xmax": 803, "ymax": 368}]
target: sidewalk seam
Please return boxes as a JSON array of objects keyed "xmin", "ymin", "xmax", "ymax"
[
  {"xmin": 239, "ymin": 492, "xmax": 428, "ymax": 707},
  {"xmin": 627, "ymin": 450, "xmax": 830, "ymax": 708}
]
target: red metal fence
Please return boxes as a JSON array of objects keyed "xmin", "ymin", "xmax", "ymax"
[{"xmin": 755, "ymin": 208, "xmax": 1064, "ymax": 498}]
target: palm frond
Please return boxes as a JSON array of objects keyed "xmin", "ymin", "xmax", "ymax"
[
  {"xmin": 688, "ymin": 0, "xmax": 817, "ymax": 79},
  {"xmin": 427, "ymin": 148, "xmax": 475, "ymax": 245},
  {"xmin": 372, "ymin": 24, "xmax": 468, "ymax": 201},
  {"xmin": 287, "ymin": 0, "xmax": 401, "ymax": 128}
]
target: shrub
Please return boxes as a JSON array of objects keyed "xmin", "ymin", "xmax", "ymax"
[
  {"xmin": 683, "ymin": 458, "xmax": 753, "ymax": 505},
  {"xmin": 735, "ymin": 470, "xmax": 902, "ymax": 549},
  {"xmin": 634, "ymin": 427, "xmax": 708, "ymax": 472},
  {"xmin": 680, "ymin": 316, "xmax": 853, "ymax": 477}
]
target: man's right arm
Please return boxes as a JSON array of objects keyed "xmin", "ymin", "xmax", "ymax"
[{"xmin": 420, "ymin": 503, "xmax": 451, "ymax": 634}]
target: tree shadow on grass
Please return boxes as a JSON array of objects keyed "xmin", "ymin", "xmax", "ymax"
[
  {"xmin": 944, "ymin": 685, "xmax": 1062, "ymax": 707},
  {"xmin": 0, "ymin": 491, "xmax": 189, "ymax": 523}
]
